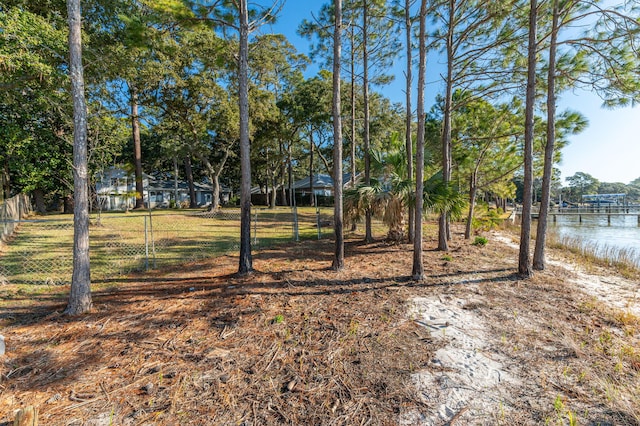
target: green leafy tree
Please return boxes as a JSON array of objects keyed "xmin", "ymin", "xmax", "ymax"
[
  {"xmin": 566, "ymin": 171, "xmax": 600, "ymax": 202},
  {"xmin": 432, "ymin": 0, "xmax": 518, "ymax": 251},
  {"xmin": 450, "ymin": 95, "xmax": 522, "ymax": 239}
]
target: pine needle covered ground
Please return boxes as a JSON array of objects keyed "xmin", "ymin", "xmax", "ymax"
[{"xmin": 1, "ymin": 226, "xmax": 639, "ymax": 425}]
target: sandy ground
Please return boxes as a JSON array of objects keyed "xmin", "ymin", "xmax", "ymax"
[
  {"xmin": 494, "ymin": 232, "xmax": 640, "ymax": 316},
  {"xmin": 401, "ymin": 231, "xmax": 640, "ymax": 425}
]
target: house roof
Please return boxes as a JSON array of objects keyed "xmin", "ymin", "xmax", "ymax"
[{"xmin": 293, "ymin": 173, "xmax": 359, "ymax": 190}]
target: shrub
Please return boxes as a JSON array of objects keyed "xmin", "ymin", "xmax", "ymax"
[{"xmin": 473, "ymin": 236, "xmax": 488, "ymax": 246}]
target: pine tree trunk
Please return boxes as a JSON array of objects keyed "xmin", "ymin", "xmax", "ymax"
[
  {"xmin": 238, "ymin": 0, "xmax": 252, "ymax": 275},
  {"xmin": 332, "ymin": 0, "xmax": 344, "ymax": 271},
  {"xmin": 413, "ymin": 0, "xmax": 428, "ymax": 280},
  {"xmin": 65, "ymin": 0, "xmax": 92, "ymax": 315},
  {"xmin": 309, "ymin": 129, "xmax": 315, "ymax": 207},
  {"xmin": 363, "ymin": 0, "xmax": 373, "ymax": 243},
  {"xmin": 465, "ymin": 175, "xmax": 477, "ymax": 239},
  {"xmin": 519, "ymin": 0, "xmax": 537, "ymax": 278},
  {"xmin": 405, "ymin": 0, "xmax": 415, "ymax": 243},
  {"xmin": 438, "ymin": 0, "xmax": 454, "ymax": 252},
  {"xmin": 130, "ymin": 85, "xmax": 144, "ymax": 209},
  {"xmin": 533, "ymin": 0, "xmax": 559, "ymax": 271}
]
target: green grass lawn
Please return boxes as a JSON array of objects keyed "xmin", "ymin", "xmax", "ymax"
[{"xmin": 0, "ymin": 206, "xmax": 338, "ymax": 287}]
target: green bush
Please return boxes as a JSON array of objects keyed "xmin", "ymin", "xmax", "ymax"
[{"xmin": 473, "ymin": 236, "xmax": 488, "ymax": 246}]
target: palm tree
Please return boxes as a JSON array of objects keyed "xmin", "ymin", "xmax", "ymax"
[{"xmin": 344, "ymin": 144, "xmax": 465, "ymax": 242}]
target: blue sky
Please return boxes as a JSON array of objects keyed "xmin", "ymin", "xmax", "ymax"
[{"xmin": 262, "ymin": 0, "xmax": 640, "ymax": 185}]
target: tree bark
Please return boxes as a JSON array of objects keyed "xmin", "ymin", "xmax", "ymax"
[
  {"xmin": 309, "ymin": 128, "xmax": 315, "ymax": 207},
  {"xmin": 438, "ymin": 0, "xmax": 454, "ymax": 252},
  {"xmin": 238, "ymin": 0, "xmax": 252, "ymax": 275},
  {"xmin": 184, "ymin": 156, "xmax": 197, "ymax": 208},
  {"xmin": 33, "ymin": 189, "xmax": 46, "ymax": 213},
  {"xmin": 332, "ymin": 0, "xmax": 344, "ymax": 271},
  {"xmin": 1, "ymin": 160, "xmax": 9, "ymax": 201},
  {"xmin": 130, "ymin": 84, "xmax": 144, "ymax": 209},
  {"xmin": 413, "ymin": 0, "xmax": 428, "ymax": 280},
  {"xmin": 349, "ymin": 25, "xmax": 358, "ymax": 232},
  {"xmin": 465, "ymin": 174, "xmax": 477, "ymax": 239},
  {"xmin": 533, "ymin": 0, "xmax": 559, "ymax": 271},
  {"xmin": 363, "ymin": 0, "xmax": 373, "ymax": 243},
  {"xmin": 405, "ymin": 0, "xmax": 415, "ymax": 243},
  {"xmin": 65, "ymin": 0, "xmax": 92, "ymax": 315},
  {"xmin": 518, "ymin": 0, "xmax": 537, "ymax": 278}
]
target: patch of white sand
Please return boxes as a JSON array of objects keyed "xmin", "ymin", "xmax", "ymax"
[
  {"xmin": 401, "ymin": 296, "xmax": 519, "ymax": 425},
  {"xmin": 491, "ymin": 231, "xmax": 640, "ymax": 316}
]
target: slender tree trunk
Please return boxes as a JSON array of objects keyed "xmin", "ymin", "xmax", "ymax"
[
  {"xmin": 438, "ymin": 0, "xmax": 454, "ymax": 252},
  {"xmin": 1, "ymin": 160, "xmax": 9, "ymax": 201},
  {"xmin": 332, "ymin": 0, "xmax": 344, "ymax": 271},
  {"xmin": 465, "ymin": 173, "xmax": 477, "ymax": 239},
  {"xmin": 279, "ymin": 140, "xmax": 286, "ymax": 206},
  {"xmin": 130, "ymin": 84, "xmax": 144, "ymax": 209},
  {"xmin": 173, "ymin": 155, "xmax": 179, "ymax": 207},
  {"xmin": 519, "ymin": 0, "xmax": 537, "ymax": 278},
  {"xmin": 288, "ymin": 142, "xmax": 293, "ymax": 206},
  {"xmin": 363, "ymin": 0, "xmax": 373, "ymax": 243},
  {"xmin": 350, "ymin": 26, "xmax": 357, "ymax": 191},
  {"xmin": 405, "ymin": 0, "xmax": 415, "ymax": 243},
  {"xmin": 349, "ymin": 26, "xmax": 358, "ymax": 232},
  {"xmin": 413, "ymin": 0, "xmax": 428, "ymax": 280},
  {"xmin": 184, "ymin": 156, "xmax": 197, "ymax": 208},
  {"xmin": 65, "ymin": 0, "xmax": 92, "ymax": 315},
  {"xmin": 309, "ymin": 128, "xmax": 315, "ymax": 207},
  {"xmin": 238, "ymin": 0, "xmax": 252, "ymax": 274},
  {"xmin": 533, "ymin": 0, "xmax": 559, "ymax": 271},
  {"xmin": 211, "ymin": 173, "xmax": 221, "ymax": 209},
  {"xmin": 202, "ymin": 148, "xmax": 230, "ymax": 211}
]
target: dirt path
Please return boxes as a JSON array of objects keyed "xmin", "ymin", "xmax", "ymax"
[{"xmin": 400, "ymin": 231, "xmax": 640, "ymax": 425}]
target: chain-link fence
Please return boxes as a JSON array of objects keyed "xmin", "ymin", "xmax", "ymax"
[
  {"xmin": 0, "ymin": 207, "xmax": 336, "ymax": 286},
  {"xmin": 1, "ymin": 194, "xmax": 32, "ymax": 247}
]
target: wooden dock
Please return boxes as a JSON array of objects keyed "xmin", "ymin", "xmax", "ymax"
[{"xmin": 518, "ymin": 206, "xmax": 640, "ymax": 224}]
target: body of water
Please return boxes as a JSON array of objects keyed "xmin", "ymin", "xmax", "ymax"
[{"xmin": 548, "ymin": 212, "xmax": 640, "ymax": 265}]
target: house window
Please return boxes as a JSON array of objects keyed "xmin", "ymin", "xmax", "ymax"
[{"xmin": 111, "ymin": 178, "xmax": 118, "ymax": 187}]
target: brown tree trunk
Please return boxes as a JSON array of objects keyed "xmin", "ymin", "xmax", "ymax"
[
  {"xmin": 1, "ymin": 160, "xmax": 9, "ymax": 201},
  {"xmin": 65, "ymin": 0, "xmax": 92, "ymax": 315},
  {"xmin": 413, "ymin": 0, "xmax": 428, "ymax": 280},
  {"xmin": 519, "ymin": 0, "xmax": 537, "ymax": 278},
  {"xmin": 130, "ymin": 84, "xmax": 144, "ymax": 209},
  {"xmin": 465, "ymin": 174, "xmax": 477, "ymax": 240},
  {"xmin": 332, "ymin": 0, "xmax": 344, "ymax": 271},
  {"xmin": 309, "ymin": 128, "xmax": 315, "ymax": 207},
  {"xmin": 184, "ymin": 156, "xmax": 197, "ymax": 208},
  {"xmin": 363, "ymin": 0, "xmax": 373, "ymax": 243},
  {"xmin": 534, "ymin": 0, "xmax": 559, "ymax": 271},
  {"xmin": 238, "ymin": 0, "xmax": 252, "ymax": 275},
  {"xmin": 405, "ymin": 0, "xmax": 415, "ymax": 243},
  {"xmin": 438, "ymin": 0, "xmax": 454, "ymax": 252},
  {"xmin": 33, "ymin": 189, "xmax": 47, "ymax": 213}
]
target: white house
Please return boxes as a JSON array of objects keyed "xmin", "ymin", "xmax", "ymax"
[{"xmin": 95, "ymin": 167, "xmax": 222, "ymax": 210}]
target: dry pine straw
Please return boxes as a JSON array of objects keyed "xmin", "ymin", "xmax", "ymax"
[{"xmin": 1, "ymin": 232, "xmax": 639, "ymax": 425}]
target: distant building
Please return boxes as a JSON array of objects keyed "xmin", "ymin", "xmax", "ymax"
[{"xmin": 94, "ymin": 167, "xmax": 228, "ymax": 210}]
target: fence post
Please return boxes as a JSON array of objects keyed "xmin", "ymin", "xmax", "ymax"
[{"xmin": 316, "ymin": 206, "xmax": 321, "ymax": 240}]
